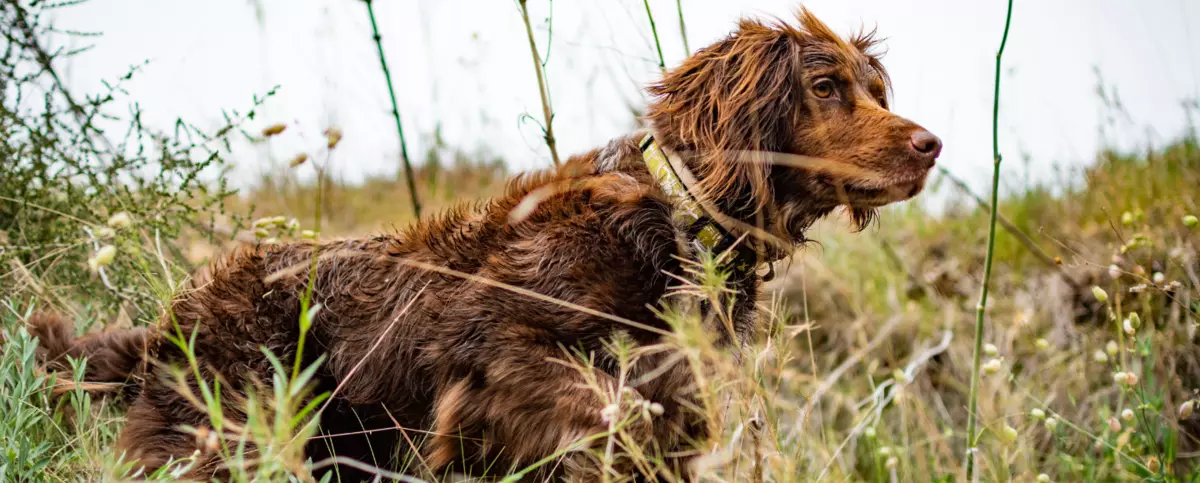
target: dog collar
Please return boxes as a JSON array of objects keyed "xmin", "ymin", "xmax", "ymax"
[{"xmin": 639, "ymin": 133, "xmax": 757, "ymax": 274}]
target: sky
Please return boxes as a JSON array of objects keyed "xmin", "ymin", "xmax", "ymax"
[{"xmin": 51, "ymin": 0, "xmax": 1200, "ymax": 195}]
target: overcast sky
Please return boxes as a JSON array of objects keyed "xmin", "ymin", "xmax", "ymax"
[{"xmin": 53, "ymin": 0, "xmax": 1200, "ymax": 194}]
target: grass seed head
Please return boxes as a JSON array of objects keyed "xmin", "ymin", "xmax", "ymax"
[
  {"xmin": 94, "ymin": 245, "xmax": 117, "ymax": 266},
  {"xmin": 106, "ymin": 211, "xmax": 133, "ymax": 229},
  {"xmin": 324, "ymin": 127, "xmax": 343, "ymax": 149},
  {"xmin": 262, "ymin": 123, "xmax": 287, "ymax": 137},
  {"xmin": 289, "ymin": 153, "xmax": 309, "ymax": 167}
]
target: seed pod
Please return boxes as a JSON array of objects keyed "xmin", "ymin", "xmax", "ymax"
[
  {"xmin": 1180, "ymin": 400, "xmax": 1195, "ymax": 420},
  {"xmin": 262, "ymin": 123, "xmax": 287, "ymax": 137},
  {"xmin": 983, "ymin": 358, "xmax": 1003, "ymax": 375},
  {"xmin": 1044, "ymin": 417, "xmax": 1058, "ymax": 431},
  {"xmin": 289, "ymin": 153, "xmax": 309, "ymax": 167},
  {"xmin": 1037, "ymin": 474, "xmax": 1051, "ymax": 483},
  {"xmin": 1106, "ymin": 341, "xmax": 1119, "ymax": 356},
  {"xmin": 984, "ymin": 343, "xmax": 999, "ymax": 357},
  {"xmin": 1108, "ymin": 417, "xmax": 1122, "ymax": 432},
  {"xmin": 1091, "ymin": 286, "xmax": 1109, "ymax": 303},
  {"xmin": 106, "ymin": 212, "xmax": 133, "ymax": 229},
  {"xmin": 1001, "ymin": 424, "xmax": 1019, "ymax": 445},
  {"xmin": 94, "ymin": 245, "xmax": 117, "ymax": 266},
  {"xmin": 1121, "ymin": 409, "xmax": 1134, "ymax": 422},
  {"xmin": 1093, "ymin": 351, "xmax": 1108, "ymax": 363},
  {"xmin": 1184, "ymin": 215, "xmax": 1198, "ymax": 228},
  {"xmin": 1030, "ymin": 408, "xmax": 1046, "ymax": 420}
]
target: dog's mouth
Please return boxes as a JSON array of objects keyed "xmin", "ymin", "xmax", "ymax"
[{"xmin": 834, "ymin": 168, "xmax": 931, "ymax": 207}]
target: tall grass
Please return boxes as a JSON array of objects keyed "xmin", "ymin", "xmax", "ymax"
[{"xmin": 964, "ymin": 1, "xmax": 1015, "ymax": 480}]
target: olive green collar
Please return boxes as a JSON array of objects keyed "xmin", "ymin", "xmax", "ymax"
[{"xmin": 639, "ymin": 133, "xmax": 758, "ymax": 275}]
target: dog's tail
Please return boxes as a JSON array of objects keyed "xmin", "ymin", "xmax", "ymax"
[{"xmin": 25, "ymin": 312, "xmax": 150, "ymax": 399}]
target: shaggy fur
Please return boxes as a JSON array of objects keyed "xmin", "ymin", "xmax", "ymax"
[{"xmin": 30, "ymin": 9, "xmax": 940, "ymax": 481}]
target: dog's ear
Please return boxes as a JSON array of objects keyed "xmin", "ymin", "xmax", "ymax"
[{"xmin": 647, "ymin": 18, "xmax": 805, "ymax": 213}]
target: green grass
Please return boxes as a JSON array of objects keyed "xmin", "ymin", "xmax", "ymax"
[{"xmin": 4, "ymin": 132, "xmax": 1199, "ymax": 481}]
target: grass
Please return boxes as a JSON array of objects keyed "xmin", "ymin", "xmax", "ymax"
[{"xmin": 4, "ymin": 129, "xmax": 1199, "ymax": 481}]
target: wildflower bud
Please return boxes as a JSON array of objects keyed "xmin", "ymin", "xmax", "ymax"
[
  {"xmin": 289, "ymin": 153, "xmax": 309, "ymax": 167},
  {"xmin": 1030, "ymin": 408, "xmax": 1046, "ymax": 420},
  {"xmin": 983, "ymin": 358, "xmax": 1003, "ymax": 375},
  {"xmin": 1184, "ymin": 215, "xmax": 1198, "ymax": 228},
  {"xmin": 600, "ymin": 404, "xmax": 619, "ymax": 424},
  {"xmin": 254, "ymin": 227, "xmax": 270, "ymax": 239},
  {"xmin": 1035, "ymin": 338, "xmax": 1049, "ymax": 351},
  {"xmin": 984, "ymin": 343, "xmax": 999, "ymax": 357},
  {"xmin": 252, "ymin": 217, "xmax": 273, "ymax": 228},
  {"xmin": 1113, "ymin": 371, "xmax": 1126, "ymax": 384},
  {"xmin": 96, "ymin": 227, "xmax": 115, "ymax": 239},
  {"xmin": 1127, "ymin": 312, "xmax": 1141, "ymax": 330},
  {"xmin": 1152, "ymin": 272, "xmax": 1165, "ymax": 284},
  {"xmin": 1129, "ymin": 283, "xmax": 1148, "ymax": 293},
  {"xmin": 1044, "ymin": 417, "xmax": 1058, "ymax": 431},
  {"xmin": 1037, "ymin": 474, "xmax": 1051, "ymax": 483},
  {"xmin": 263, "ymin": 237, "xmax": 279, "ymax": 245},
  {"xmin": 301, "ymin": 230, "xmax": 318, "ymax": 240},
  {"xmin": 324, "ymin": 127, "xmax": 343, "ymax": 149},
  {"xmin": 1132, "ymin": 265, "xmax": 1146, "ymax": 276},
  {"xmin": 1148, "ymin": 456, "xmax": 1161, "ymax": 473},
  {"xmin": 1180, "ymin": 400, "xmax": 1195, "ymax": 420},
  {"xmin": 864, "ymin": 427, "xmax": 877, "ymax": 438},
  {"xmin": 87, "ymin": 257, "xmax": 99, "ymax": 272},
  {"xmin": 877, "ymin": 446, "xmax": 892, "ymax": 456},
  {"xmin": 94, "ymin": 245, "xmax": 117, "ymax": 266},
  {"xmin": 285, "ymin": 218, "xmax": 300, "ymax": 231},
  {"xmin": 1121, "ymin": 211, "xmax": 1134, "ymax": 225},
  {"xmin": 1106, "ymin": 341, "xmax": 1119, "ymax": 356},
  {"xmin": 1124, "ymin": 372, "xmax": 1139, "ymax": 386},
  {"xmin": 1123, "ymin": 318, "xmax": 1137, "ymax": 335},
  {"xmin": 1091, "ymin": 286, "xmax": 1108, "ymax": 303},
  {"xmin": 648, "ymin": 402, "xmax": 664, "ymax": 416},
  {"xmin": 885, "ymin": 456, "xmax": 898, "ymax": 469},
  {"xmin": 1093, "ymin": 350, "xmax": 1108, "ymax": 363},
  {"xmin": 1000, "ymin": 424, "xmax": 1019, "ymax": 445},
  {"xmin": 262, "ymin": 123, "xmax": 287, "ymax": 137},
  {"xmin": 106, "ymin": 212, "xmax": 133, "ymax": 229},
  {"xmin": 1117, "ymin": 430, "xmax": 1131, "ymax": 447},
  {"xmin": 1108, "ymin": 264, "xmax": 1121, "ymax": 279},
  {"xmin": 1121, "ymin": 408, "xmax": 1134, "ymax": 421},
  {"xmin": 1108, "ymin": 417, "xmax": 1121, "ymax": 432}
]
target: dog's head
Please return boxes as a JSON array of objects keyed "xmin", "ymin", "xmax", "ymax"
[{"xmin": 647, "ymin": 9, "xmax": 940, "ymax": 246}]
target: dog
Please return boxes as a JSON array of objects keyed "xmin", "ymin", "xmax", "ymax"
[{"xmin": 32, "ymin": 8, "xmax": 939, "ymax": 481}]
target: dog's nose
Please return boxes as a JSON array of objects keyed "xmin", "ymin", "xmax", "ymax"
[{"xmin": 909, "ymin": 130, "xmax": 942, "ymax": 165}]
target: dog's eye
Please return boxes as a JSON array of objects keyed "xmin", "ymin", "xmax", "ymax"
[{"xmin": 812, "ymin": 79, "xmax": 836, "ymax": 99}]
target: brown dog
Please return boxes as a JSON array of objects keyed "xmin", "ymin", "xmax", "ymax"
[{"xmin": 32, "ymin": 8, "xmax": 939, "ymax": 481}]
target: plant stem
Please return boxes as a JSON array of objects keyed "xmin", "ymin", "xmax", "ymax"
[
  {"xmin": 675, "ymin": 0, "xmax": 690, "ymax": 54},
  {"xmin": 964, "ymin": 1, "xmax": 1014, "ymax": 480},
  {"xmin": 364, "ymin": 0, "xmax": 422, "ymax": 219},
  {"xmin": 642, "ymin": 0, "xmax": 667, "ymax": 74},
  {"xmin": 517, "ymin": 0, "xmax": 562, "ymax": 167}
]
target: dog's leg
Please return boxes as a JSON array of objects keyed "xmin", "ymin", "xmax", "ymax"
[{"xmin": 426, "ymin": 342, "xmax": 652, "ymax": 479}]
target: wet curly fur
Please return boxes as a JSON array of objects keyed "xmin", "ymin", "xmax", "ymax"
[{"xmin": 28, "ymin": 9, "xmax": 939, "ymax": 481}]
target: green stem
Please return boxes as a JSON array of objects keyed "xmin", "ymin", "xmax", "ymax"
[
  {"xmin": 517, "ymin": 0, "xmax": 562, "ymax": 167},
  {"xmin": 364, "ymin": 0, "xmax": 422, "ymax": 219},
  {"xmin": 675, "ymin": 0, "xmax": 690, "ymax": 54},
  {"xmin": 642, "ymin": 0, "xmax": 667, "ymax": 74},
  {"xmin": 964, "ymin": 1, "xmax": 1014, "ymax": 480}
]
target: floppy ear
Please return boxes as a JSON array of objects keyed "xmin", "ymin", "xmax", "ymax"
[{"xmin": 646, "ymin": 18, "xmax": 804, "ymax": 213}]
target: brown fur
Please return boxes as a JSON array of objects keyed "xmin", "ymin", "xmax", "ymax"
[{"xmin": 29, "ymin": 8, "xmax": 939, "ymax": 481}]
